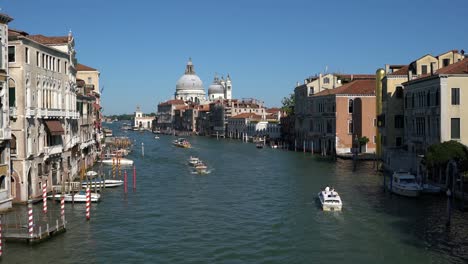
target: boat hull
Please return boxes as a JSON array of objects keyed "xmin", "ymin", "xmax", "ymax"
[
  {"xmin": 101, "ymin": 159, "xmax": 134, "ymax": 166},
  {"xmin": 82, "ymin": 180, "xmax": 124, "ymax": 188},
  {"xmin": 390, "ymin": 186, "xmax": 420, "ymax": 197},
  {"xmin": 48, "ymin": 193, "xmax": 101, "ymax": 203}
]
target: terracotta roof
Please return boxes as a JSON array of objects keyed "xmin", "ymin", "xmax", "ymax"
[
  {"xmin": 313, "ymin": 79, "xmax": 375, "ymax": 97},
  {"xmin": 174, "ymin": 105, "xmax": 188, "ymax": 110},
  {"xmin": 76, "ymin": 63, "xmax": 97, "ymax": 71},
  {"xmin": 8, "ymin": 28, "xmax": 28, "ymax": 37},
  {"xmin": 388, "ymin": 65, "xmax": 409, "ymax": 76},
  {"xmin": 266, "ymin": 108, "xmax": 281, "ymax": 113},
  {"xmin": 158, "ymin": 99, "xmax": 185, "ymax": 106},
  {"xmin": 335, "ymin": 74, "xmax": 375, "ymax": 80},
  {"xmin": 230, "ymin": 113, "xmax": 263, "ymax": 119},
  {"xmin": 436, "ymin": 58, "xmax": 468, "ymax": 74},
  {"xmin": 27, "ymin": 34, "xmax": 69, "ymax": 45}
]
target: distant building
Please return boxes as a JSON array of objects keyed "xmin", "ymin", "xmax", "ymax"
[
  {"xmin": 175, "ymin": 58, "xmax": 206, "ymax": 103},
  {"xmin": 134, "ymin": 106, "xmax": 155, "ymax": 129},
  {"xmin": 156, "ymin": 99, "xmax": 186, "ymax": 131}
]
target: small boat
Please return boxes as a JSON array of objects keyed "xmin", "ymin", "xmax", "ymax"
[
  {"xmin": 389, "ymin": 171, "xmax": 422, "ymax": 197},
  {"xmin": 154, "ymin": 135, "xmax": 160, "ymax": 139},
  {"xmin": 421, "ymin": 183, "xmax": 441, "ymax": 194},
  {"xmin": 48, "ymin": 191, "xmax": 101, "ymax": 203},
  {"xmin": 271, "ymin": 145, "xmax": 278, "ymax": 149},
  {"xmin": 173, "ymin": 138, "xmax": 191, "ymax": 148},
  {"xmin": 82, "ymin": 179, "xmax": 124, "ymax": 188},
  {"xmin": 101, "ymin": 158, "xmax": 134, "ymax": 166},
  {"xmin": 256, "ymin": 143, "xmax": 264, "ymax": 149},
  {"xmin": 318, "ymin": 187, "xmax": 342, "ymax": 211},
  {"xmin": 188, "ymin": 156, "xmax": 200, "ymax": 166}
]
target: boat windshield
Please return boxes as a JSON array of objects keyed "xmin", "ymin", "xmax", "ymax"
[{"xmin": 400, "ymin": 178, "xmax": 416, "ymax": 184}]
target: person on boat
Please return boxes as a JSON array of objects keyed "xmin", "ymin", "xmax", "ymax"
[{"xmin": 325, "ymin": 186, "xmax": 330, "ymax": 192}]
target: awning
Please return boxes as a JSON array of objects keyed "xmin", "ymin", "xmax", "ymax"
[{"xmin": 45, "ymin": 120, "xmax": 64, "ymax": 136}]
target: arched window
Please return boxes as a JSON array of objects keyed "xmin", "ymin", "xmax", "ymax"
[
  {"xmin": 348, "ymin": 99, "xmax": 354, "ymax": 113},
  {"xmin": 395, "ymin": 86, "xmax": 403, "ymax": 99},
  {"xmin": 9, "ymin": 78, "xmax": 16, "ymax": 107}
]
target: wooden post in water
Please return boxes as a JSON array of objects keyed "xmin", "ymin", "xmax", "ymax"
[
  {"xmin": 303, "ymin": 140, "xmax": 306, "ymax": 153},
  {"xmin": 133, "ymin": 166, "xmax": 136, "ymax": 191},
  {"xmin": 124, "ymin": 170, "xmax": 128, "ymax": 194}
]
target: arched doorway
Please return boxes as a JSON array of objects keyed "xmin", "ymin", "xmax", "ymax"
[{"xmin": 11, "ymin": 172, "xmax": 21, "ymax": 202}]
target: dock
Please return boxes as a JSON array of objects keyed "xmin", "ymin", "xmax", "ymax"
[{"xmin": 3, "ymin": 218, "xmax": 66, "ymax": 244}]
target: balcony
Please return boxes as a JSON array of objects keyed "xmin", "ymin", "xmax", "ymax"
[
  {"xmin": 25, "ymin": 108, "xmax": 36, "ymax": 117},
  {"xmin": 44, "ymin": 145, "xmax": 63, "ymax": 157},
  {"xmin": 9, "ymin": 107, "xmax": 17, "ymax": 118},
  {"xmin": 0, "ymin": 128, "xmax": 11, "ymax": 141}
]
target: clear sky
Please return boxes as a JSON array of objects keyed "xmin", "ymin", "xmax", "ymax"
[{"xmin": 2, "ymin": 0, "xmax": 467, "ymax": 114}]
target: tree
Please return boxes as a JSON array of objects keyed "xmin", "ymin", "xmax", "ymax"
[
  {"xmin": 281, "ymin": 93, "xmax": 295, "ymax": 115},
  {"xmin": 424, "ymin": 140, "xmax": 468, "ymax": 168},
  {"xmin": 358, "ymin": 136, "xmax": 369, "ymax": 146}
]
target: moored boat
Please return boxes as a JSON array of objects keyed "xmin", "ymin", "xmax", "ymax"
[
  {"xmin": 101, "ymin": 158, "xmax": 134, "ymax": 166},
  {"xmin": 388, "ymin": 171, "xmax": 422, "ymax": 197},
  {"xmin": 82, "ymin": 179, "xmax": 124, "ymax": 188},
  {"xmin": 48, "ymin": 191, "xmax": 101, "ymax": 203},
  {"xmin": 318, "ymin": 187, "xmax": 342, "ymax": 211}
]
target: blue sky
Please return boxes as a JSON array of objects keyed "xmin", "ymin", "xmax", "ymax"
[{"xmin": 2, "ymin": 0, "xmax": 467, "ymax": 114}]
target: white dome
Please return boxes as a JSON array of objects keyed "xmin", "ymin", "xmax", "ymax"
[
  {"xmin": 208, "ymin": 83, "xmax": 224, "ymax": 94},
  {"xmin": 176, "ymin": 74, "xmax": 204, "ymax": 91}
]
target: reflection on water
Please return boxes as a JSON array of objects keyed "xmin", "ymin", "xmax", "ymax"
[{"xmin": 2, "ymin": 124, "xmax": 468, "ymax": 263}]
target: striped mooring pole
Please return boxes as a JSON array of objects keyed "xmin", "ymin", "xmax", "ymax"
[
  {"xmin": 85, "ymin": 187, "xmax": 91, "ymax": 221},
  {"xmin": 28, "ymin": 203, "xmax": 34, "ymax": 238},
  {"xmin": 133, "ymin": 166, "xmax": 136, "ymax": 191},
  {"xmin": 42, "ymin": 182, "xmax": 47, "ymax": 214},
  {"xmin": 61, "ymin": 194, "xmax": 65, "ymax": 221}
]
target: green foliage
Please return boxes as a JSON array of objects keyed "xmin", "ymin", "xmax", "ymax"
[
  {"xmin": 358, "ymin": 136, "xmax": 369, "ymax": 146},
  {"xmin": 425, "ymin": 141, "xmax": 468, "ymax": 168},
  {"xmin": 281, "ymin": 93, "xmax": 295, "ymax": 115}
]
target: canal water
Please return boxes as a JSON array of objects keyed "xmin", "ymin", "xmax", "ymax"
[{"xmin": 3, "ymin": 123, "xmax": 468, "ymax": 263}]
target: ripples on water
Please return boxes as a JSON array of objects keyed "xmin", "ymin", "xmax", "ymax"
[{"xmin": 3, "ymin": 126, "xmax": 468, "ymax": 263}]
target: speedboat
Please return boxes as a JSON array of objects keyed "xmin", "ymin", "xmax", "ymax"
[
  {"xmin": 389, "ymin": 171, "xmax": 422, "ymax": 197},
  {"xmin": 173, "ymin": 138, "xmax": 191, "ymax": 148},
  {"xmin": 188, "ymin": 156, "xmax": 200, "ymax": 166},
  {"xmin": 101, "ymin": 158, "xmax": 134, "ymax": 166},
  {"xmin": 82, "ymin": 179, "xmax": 124, "ymax": 188},
  {"xmin": 48, "ymin": 191, "xmax": 101, "ymax": 203},
  {"xmin": 318, "ymin": 187, "xmax": 342, "ymax": 211}
]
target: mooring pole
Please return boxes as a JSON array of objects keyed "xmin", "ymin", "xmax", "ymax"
[
  {"xmin": 141, "ymin": 142, "xmax": 144, "ymax": 157},
  {"xmin": 133, "ymin": 166, "xmax": 136, "ymax": 191},
  {"xmin": 124, "ymin": 170, "xmax": 128, "ymax": 194}
]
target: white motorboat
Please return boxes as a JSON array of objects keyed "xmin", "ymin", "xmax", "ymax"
[
  {"xmin": 101, "ymin": 158, "xmax": 134, "ymax": 166},
  {"xmin": 154, "ymin": 136, "xmax": 160, "ymax": 139},
  {"xmin": 48, "ymin": 191, "xmax": 101, "ymax": 203},
  {"xmin": 318, "ymin": 187, "xmax": 342, "ymax": 211},
  {"xmin": 389, "ymin": 171, "xmax": 422, "ymax": 197},
  {"xmin": 82, "ymin": 179, "xmax": 124, "ymax": 188},
  {"xmin": 188, "ymin": 156, "xmax": 200, "ymax": 166}
]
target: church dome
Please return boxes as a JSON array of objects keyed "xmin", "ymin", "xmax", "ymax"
[
  {"xmin": 176, "ymin": 58, "xmax": 204, "ymax": 91},
  {"xmin": 176, "ymin": 75, "xmax": 204, "ymax": 91},
  {"xmin": 208, "ymin": 76, "xmax": 224, "ymax": 95}
]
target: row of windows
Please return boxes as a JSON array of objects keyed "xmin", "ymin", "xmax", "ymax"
[
  {"xmin": 405, "ymin": 88, "xmax": 460, "ymax": 108},
  {"xmin": 8, "ymin": 46, "xmax": 68, "ymax": 74}
]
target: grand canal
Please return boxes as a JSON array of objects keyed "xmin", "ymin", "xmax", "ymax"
[{"xmin": 3, "ymin": 123, "xmax": 468, "ymax": 263}]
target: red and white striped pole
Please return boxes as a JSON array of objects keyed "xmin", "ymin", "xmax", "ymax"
[
  {"xmin": 61, "ymin": 194, "xmax": 65, "ymax": 221},
  {"xmin": 0, "ymin": 215, "xmax": 3, "ymax": 257},
  {"xmin": 85, "ymin": 187, "xmax": 91, "ymax": 221},
  {"xmin": 124, "ymin": 170, "xmax": 128, "ymax": 194},
  {"xmin": 133, "ymin": 166, "xmax": 136, "ymax": 191},
  {"xmin": 42, "ymin": 182, "xmax": 47, "ymax": 214},
  {"xmin": 28, "ymin": 203, "xmax": 34, "ymax": 238}
]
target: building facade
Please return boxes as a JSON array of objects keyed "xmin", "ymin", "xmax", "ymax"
[{"xmin": 8, "ymin": 29, "xmax": 79, "ymax": 202}]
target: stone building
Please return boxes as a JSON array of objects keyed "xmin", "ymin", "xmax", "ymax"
[
  {"xmin": 0, "ymin": 13, "xmax": 13, "ymax": 211},
  {"xmin": 134, "ymin": 106, "xmax": 155, "ymax": 129},
  {"xmin": 8, "ymin": 29, "xmax": 79, "ymax": 202}
]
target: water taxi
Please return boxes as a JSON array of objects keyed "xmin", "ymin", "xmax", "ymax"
[
  {"xmin": 101, "ymin": 158, "xmax": 134, "ymax": 166},
  {"xmin": 318, "ymin": 187, "xmax": 342, "ymax": 211},
  {"xmin": 188, "ymin": 156, "xmax": 200, "ymax": 166}
]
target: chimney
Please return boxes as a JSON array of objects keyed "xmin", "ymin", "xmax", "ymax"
[
  {"xmin": 408, "ymin": 71, "xmax": 413, "ymax": 80},
  {"xmin": 385, "ymin": 64, "xmax": 390, "ymax": 74}
]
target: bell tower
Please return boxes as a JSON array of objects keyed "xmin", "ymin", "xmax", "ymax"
[{"xmin": 225, "ymin": 74, "xmax": 232, "ymax": 99}]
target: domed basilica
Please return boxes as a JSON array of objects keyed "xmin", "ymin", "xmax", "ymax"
[{"xmin": 175, "ymin": 58, "xmax": 232, "ymax": 103}]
